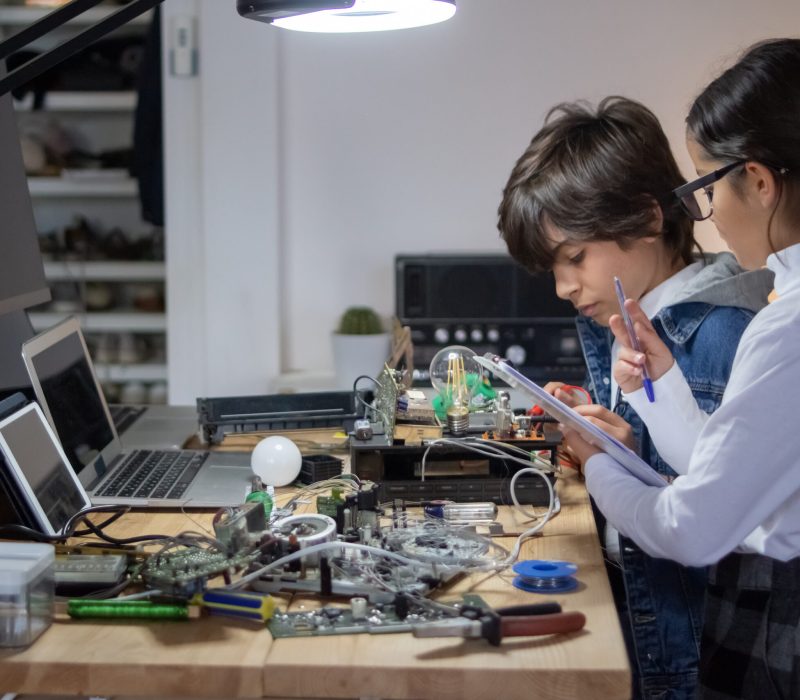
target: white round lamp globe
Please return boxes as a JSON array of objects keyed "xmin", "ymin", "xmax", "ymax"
[{"xmin": 251, "ymin": 436, "xmax": 302, "ymax": 487}]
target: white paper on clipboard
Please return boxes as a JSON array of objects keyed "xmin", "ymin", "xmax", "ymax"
[{"xmin": 474, "ymin": 355, "xmax": 667, "ymax": 488}]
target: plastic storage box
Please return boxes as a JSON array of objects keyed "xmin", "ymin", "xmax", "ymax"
[{"xmin": 0, "ymin": 542, "xmax": 55, "ymax": 648}]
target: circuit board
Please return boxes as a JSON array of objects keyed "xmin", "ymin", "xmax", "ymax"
[
  {"xmin": 373, "ymin": 367, "xmax": 400, "ymax": 433},
  {"xmin": 268, "ymin": 594, "xmax": 486, "ymax": 638}
]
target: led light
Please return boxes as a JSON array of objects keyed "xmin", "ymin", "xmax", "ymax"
[
  {"xmin": 429, "ymin": 345, "xmax": 482, "ymax": 436},
  {"xmin": 271, "ymin": 0, "xmax": 456, "ymax": 33}
]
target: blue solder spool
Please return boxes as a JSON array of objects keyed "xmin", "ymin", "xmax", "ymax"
[{"xmin": 512, "ymin": 560, "xmax": 579, "ymax": 594}]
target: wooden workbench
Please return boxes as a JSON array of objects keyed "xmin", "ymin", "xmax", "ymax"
[{"xmin": 0, "ymin": 472, "xmax": 630, "ymax": 700}]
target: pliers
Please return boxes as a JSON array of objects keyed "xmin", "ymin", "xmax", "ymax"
[{"xmin": 412, "ymin": 602, "xmax": 586, "ymax": 646}]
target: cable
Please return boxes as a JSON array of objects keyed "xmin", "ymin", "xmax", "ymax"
[{"xmin": 226, "ymin": 541, "xmax": 459, "ymax": 590}]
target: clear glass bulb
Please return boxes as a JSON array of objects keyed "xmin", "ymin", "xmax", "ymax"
[{"xmin": 429, "ymin": 345, "xmax": 482, "ymax": 435}]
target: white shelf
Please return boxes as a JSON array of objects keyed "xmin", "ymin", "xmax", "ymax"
[
  {"xmin": 14, "ymin": 91, "xmax": 137, "ymax": 112},
  {"xmin": 0, "ymin": 6, "xmax": 152, "ymax": 26},
  {"xmin": 30, "ymin": 311, "xmax": 167, "ymax": 332},
  {"xmin": 93, "ymin": 363, "xmax": 167, "ymax": 382},
  {"xmin": 43, "ymin": 261, "xmax": 165, "ymax": 281},
  {"xmin": 27, "ymin": 176, "xmax": 138, "ymax": 197}
]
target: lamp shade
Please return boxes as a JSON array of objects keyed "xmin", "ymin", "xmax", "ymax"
[{"xmin": 237, "ymin": 0, "xmax": 456, "ymax": 32}]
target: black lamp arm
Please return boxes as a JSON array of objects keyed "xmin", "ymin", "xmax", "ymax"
[{"xmin": 0, "ymin": 0, "xmax": 165, "ymax": 99}]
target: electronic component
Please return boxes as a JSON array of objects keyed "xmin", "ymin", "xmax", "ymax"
[
  {"xmin": 196, "ymin": 391, "xmax": 363, "ymax": 444},
  {"xmin": 67, "ymin": 600, "xmax": 194, "ymax": 620},
  {"xmin": 267, "ymin": 594, "xmax": 488, "ymax": 638},
  {"xmin": 300, "ymin": 455, "xmax": 343, "ymax": 484},
  {"xmin": 140, "ymin": 543, "xmax": 260, "ymax": 597},
  {"xmin": 54, "ymin": 554, "xmax": 128, "ymax": 596},
  {"xmin": 271, "ymin": 514, "xmax": 337, "ymax": 565},
  {"xmin": 441, "ymin": 502, "xmax": 498, "ymax": 523},
  {"xmin": 351, "ymin": 440, "xmax": 558, "ymax": 505},
  {"xmin": 353, "ymin": 419, "xmax": 374, "ymax": 441},
  {"xmin": 213, "ymin": 501, "xmax": 268, "ymax": 552}
]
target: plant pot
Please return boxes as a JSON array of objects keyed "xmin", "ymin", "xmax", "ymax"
[{"xmin": 331, "ymin": 332, "xmax": 391, "ymax": 390}]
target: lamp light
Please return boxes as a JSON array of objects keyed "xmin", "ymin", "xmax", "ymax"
[
  {"xmin": 237, "ymin": 0, "xmax": 456, "ymax": 33},
  {"xmin": 0, "ymin": 0, "xmax": 457, "ymax": 98}
]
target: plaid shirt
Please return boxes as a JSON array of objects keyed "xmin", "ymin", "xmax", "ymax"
[{"xmin": 700, "ymin": 553, "xmax": 800, "ymax": 699}]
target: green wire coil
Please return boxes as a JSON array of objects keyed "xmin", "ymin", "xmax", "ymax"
[{"xmin": 67, "ymin": 599, "xmax": 189, "ymax": 620}]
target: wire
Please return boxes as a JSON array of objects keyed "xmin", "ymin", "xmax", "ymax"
[
  {"xmin": 226, "ymin": 541, "xmax": 459, "ymax": 590},
  {"xmin": 419, "ymin": 437, "xmax": 555, "ymax": 482}
]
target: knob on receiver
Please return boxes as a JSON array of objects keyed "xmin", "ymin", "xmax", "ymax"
[{"xmin": 505, "ymin": 344, "xmax": 527, "ymax": 367}]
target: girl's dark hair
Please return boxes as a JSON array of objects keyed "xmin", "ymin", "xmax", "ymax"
[
  {"xmin": 687, "ymin": 38, "xmax": 800, "ymax": 174},
  {"xmin": 498, "ymin": 96, "xmax": 695, "ymax": 273},
  {"xmin": 687, "ymin": 39, "xmax": 800, "ymax": 246}
]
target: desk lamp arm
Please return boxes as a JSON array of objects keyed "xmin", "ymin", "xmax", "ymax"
[{"xmin": 0, "ymin": 0, "xmax": 165, "ymax": 99}]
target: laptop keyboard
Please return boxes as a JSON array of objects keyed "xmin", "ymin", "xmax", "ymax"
[
  {"xmin": 98, "ymin": 450, "xmax": 209, "ymax": 500},
  {"xmin": 109, "ymin": 404, "xmax": 146, "ymax": 435}
]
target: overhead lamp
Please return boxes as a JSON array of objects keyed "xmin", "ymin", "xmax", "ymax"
[
  {"xmin": 0, "ymin": 0, "xmax": 457, "ymax": 98},
  {"xmin": 237, "ymin": 0, "xmax": 456, "ymax": 33}
]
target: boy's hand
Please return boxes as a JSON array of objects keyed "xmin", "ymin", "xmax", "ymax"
[
  {"xmin": 573, "ymin": 404, "xmax": 636, "ymax": 450},
  {"xmin": 559, "ymin": 404, "xmax": 636, "ymax": 470},
  {"xmin": 609, "ymin": 299, "xmax": 674, "ymax": 394}
]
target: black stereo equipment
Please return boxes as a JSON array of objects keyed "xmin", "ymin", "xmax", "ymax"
[{"xmin": 395, "ymin": 254, "xmax": 585, "ymax": 383}]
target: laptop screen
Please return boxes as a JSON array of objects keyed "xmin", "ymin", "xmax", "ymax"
[
  {"xmin": 0, "ymin": 403, "xmax": 91, "ymax": 534},
  {"xmin": 28, "ymin": 331, "xmax": 114, "ymax": 476}
]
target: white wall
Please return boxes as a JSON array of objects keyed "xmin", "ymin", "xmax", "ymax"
[{"xmin": 164, "ymin": 0, "xmax": 800, "ymax": 401}]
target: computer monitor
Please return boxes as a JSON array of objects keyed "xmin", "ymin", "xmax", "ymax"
[{"xmin": 0, "ymin": 60, "xmax": 52, "ymax": 398}]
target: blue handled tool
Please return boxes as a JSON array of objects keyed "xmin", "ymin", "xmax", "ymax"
[{"xmin": 194, "ymin": 590, "xmax": 275, "ymax": 622}]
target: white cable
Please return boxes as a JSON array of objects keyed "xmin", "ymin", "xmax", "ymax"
[
  {"xmin": 226, "ymin": 541, "xmax": 457, "ymax": 590},
  {"xmin": 419, "ymin": 437, "xmax": 555, "ymax": 482}
]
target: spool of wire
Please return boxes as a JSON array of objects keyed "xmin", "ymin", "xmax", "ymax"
[{"xmin": 512, "ymin": 559, "xmax": 579, "ymax": 594}]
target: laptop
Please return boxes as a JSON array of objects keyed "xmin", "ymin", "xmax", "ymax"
[
  {"xmin": 112, "ymin": 403, "xmax": 199, "ymax": 451},
  {"xmin": 0, "ymin": 396, "xmax": 91, "ymax": 536},
  {"xmin": 21, "ymin": 317, "xmax": 254, "ymax": 508}
]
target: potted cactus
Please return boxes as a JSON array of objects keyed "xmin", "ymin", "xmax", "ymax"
[{"xmin": 332, "ymin": 306, "xmax": 391, "ymax": 389}]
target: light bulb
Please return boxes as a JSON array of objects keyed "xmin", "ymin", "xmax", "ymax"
[
  {"xmin": 251, "ymin": 436, "xmax": 302, "ymax": 487},
  {"xmin": 429, "ymin": 345, "xmax": 482, "ymax": 435}
]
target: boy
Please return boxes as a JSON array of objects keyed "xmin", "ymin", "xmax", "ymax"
[{"xmin": 497, "ymin": 96, "xmax": 772, "ymax": 700}]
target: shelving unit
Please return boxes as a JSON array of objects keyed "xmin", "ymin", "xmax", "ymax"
[{"xmin": 2, "ymin": 2, "xmax": 166, "ymax": 403}]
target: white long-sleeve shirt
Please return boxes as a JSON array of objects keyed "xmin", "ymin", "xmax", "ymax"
[{"xmin": 584, "ymin": 242, "xmax": 800, "ymax": 567}]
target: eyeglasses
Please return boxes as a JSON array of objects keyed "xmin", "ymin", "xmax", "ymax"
[{"xmin": 673, "ymin": 161, "xmax": 745, "ymax": 221}]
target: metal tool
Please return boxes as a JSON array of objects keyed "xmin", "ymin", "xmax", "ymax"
[{"xmin": 412, "ymin": 602, "xmax": 586, "ymax": 646}]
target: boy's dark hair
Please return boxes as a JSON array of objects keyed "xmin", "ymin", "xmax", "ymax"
[
  {"xmin": 498, "ymin": 96, "xmax": 695, "ymax": 273},
  {"xmin": 687, "ymin": 38, "xmax": 800, "ymax": 226}
]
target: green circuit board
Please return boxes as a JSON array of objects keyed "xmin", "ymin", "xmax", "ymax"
[{"xmin": 268, "ymin": 594, "xmax": 486, "ymax": 638}]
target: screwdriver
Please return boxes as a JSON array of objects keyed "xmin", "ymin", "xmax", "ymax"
[
  {"xmin": 412, "ymin": 602, "xmax": 586, "ymax": 646},
  {"xmin": 193, "ymin": 589, "xmax": 276, "ymax": 622}
]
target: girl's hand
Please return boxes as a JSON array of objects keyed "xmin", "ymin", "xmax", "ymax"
[{"xmin": 609, "ymin": 298, "xmax": 674, "ymax": 394}]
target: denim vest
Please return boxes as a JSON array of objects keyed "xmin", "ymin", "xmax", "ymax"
[{"xmin": 577, "ymin": 301, "xmax": 758, "ymax": 700}]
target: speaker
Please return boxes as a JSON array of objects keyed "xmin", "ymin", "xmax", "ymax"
[{"xmin": 395, "ymin": 254, "xmax": 585, "ymax": 383}]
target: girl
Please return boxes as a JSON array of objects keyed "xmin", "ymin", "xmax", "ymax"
[
  {"xmin": 566, "ymin": 38, "xmax": 800, "ymax": 700},
  {"xmin": 497, "ymin": 97, "xmax": 772, "ymax": 700}
]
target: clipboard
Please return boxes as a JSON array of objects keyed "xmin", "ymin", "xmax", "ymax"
[{"xmin": 474, "ymin": 355, "xmax": 667, "ymax": 488}]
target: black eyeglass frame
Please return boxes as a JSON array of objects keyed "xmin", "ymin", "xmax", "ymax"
[{"xmin": 673, "ymin": 160, "xmax": 745, "ymax": 221}]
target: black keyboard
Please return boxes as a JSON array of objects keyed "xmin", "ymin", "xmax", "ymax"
[
  {"xmin": 109, "ymin": 404, "xmax": 146, "ymax": 435},
  {"xmin": 98, "ymin": 450, "xmax": 209, "ymax": 500}
]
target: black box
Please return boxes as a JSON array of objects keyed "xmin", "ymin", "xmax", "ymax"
[
  {"xmin": 350, "ymin": 439, "xmax": 559, "ymax": 506},
  {"xmin": 299, "ymin": 454, "xmax": 344, "ymax": 485}
]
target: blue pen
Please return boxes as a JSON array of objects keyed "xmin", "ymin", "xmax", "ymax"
[{"xmin": 613, "ymin": 277, "xmax": 655, "ymax": 402}]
